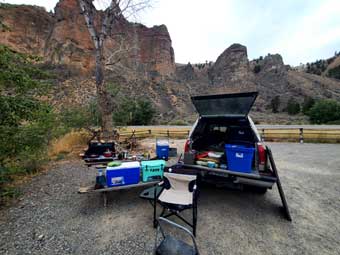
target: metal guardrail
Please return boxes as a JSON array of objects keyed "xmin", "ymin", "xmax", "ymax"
[
  {"xmin": 259, "ymin": 128, "xmax": 340, "ymax": 143},
  {"xmin": 119, "ymin": 129, "xmax": 190, "ymax": 140},
  {"xmin": 117, "ymin": 127, "xmax": 340, "ymax": 143}
]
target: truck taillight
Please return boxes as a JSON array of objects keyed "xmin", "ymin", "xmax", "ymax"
[
  {"xmin": 257, "ymin": 143, "xmax": 266, "ymax": 170},
  {"xmin": 184, "ymin": 139, "xmax": 190, "ymax": 153}
]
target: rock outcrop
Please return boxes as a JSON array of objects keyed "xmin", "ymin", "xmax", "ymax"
[
  {"xmin": 0, "ymin": 4, "xmax": 53, "ymax": 55},
  {"xmin": 250, "ymin": 54, "xmax": 286, "ymax": 75},
  {"xmin": 1, "ymin": 2, "xmax": 340, "ymax": 124},
  {"xmin": 175, "ymin": 63, "xmax": 196, "ymax": 81},
  {"xmin": 208, "ymin": 43, "xmax": 256, "ymax": 90}
]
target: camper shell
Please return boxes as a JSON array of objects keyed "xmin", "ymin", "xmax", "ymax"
[{"xmin": 183, "ymin": 92, "xmax": 275, "ymax": 192}]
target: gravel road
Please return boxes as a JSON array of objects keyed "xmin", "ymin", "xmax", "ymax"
[{"xmin": 1, "ymin": 142, "xmax": 340, "ymax": 255}]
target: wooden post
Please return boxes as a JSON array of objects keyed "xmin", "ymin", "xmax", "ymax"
[
  {"xmin": 167, "ymin": 130, "xmax": 170, "ymax": 138},
  {"xmin": 262, "ymin": 128, "xmax": 265, "ymax": 142},
  {"xmin": 299, "ymin": 128, "xmax": 304, "ymax": 144},
  {"xmin": 266, "ymin": 147, "xmax": 292, "ymax": 221},
  {"xmin": 103, "ymin": 191, "xmax": 108, "ymax": 207}
]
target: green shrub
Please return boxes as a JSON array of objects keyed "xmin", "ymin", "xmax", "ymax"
[
  {"xmin": 0, "ymin": 3, "xmax": 16, "ymax": 9},
  {"xmin": 0, "ymin": 186, "xmax": 21, "ymax": 205},
  {"xmin": 327, "ymin": 65, "xmax": 340, "ymax": 80},
  {"xmin": 308, "ymin": 99, "xmax": 340, "ymax": 124},
  {"xmin": 302, "ymin": 96, "xmax": 315, "ymax": 114},
  {"xmin": 0, "ymin": 45, "xmax": 58, "ymax": 201},
  {"xmin": 253, "ymin": 65, "xmax": 261, "ymax": 74},
  {"xmin": 287, "ymin": 98, "xmax": 300, "ymax": 115},
  {"xmin": 112, "ymin": 98, "xmax": 155, "ymax": 126},
  {"xmin": 270, "ymin": 96, "xmax": 280, "ymax": 113},
  {"xmin": 327, "ymin": 119, "xmax": 340, "ymax": 124},
  {"xmin": 57, "ymin": 99, "xmax": 102, "ymax": 133}
]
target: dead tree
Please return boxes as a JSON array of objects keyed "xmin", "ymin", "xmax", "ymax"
[{"xmin": 78, "ymin": 0, "xmax": 151, "ymax": 139}]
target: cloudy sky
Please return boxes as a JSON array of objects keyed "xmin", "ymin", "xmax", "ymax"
[{"xmin": 3, "ymin": 0, "xmax": 340, "ymax": 65}]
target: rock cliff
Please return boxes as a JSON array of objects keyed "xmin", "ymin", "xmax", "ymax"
[
  {"xmin": 0, "ymin": 4, "xmax": 53, "ymax": 55},
  {"xmin": 0, "ymin": 0, "xmax": 175, "ymax": 77},
  {"xmin": 1, "ymin": 1, "xmax": 340, "ymax": 124},
  {"xmin": 209, "ymin": 43, "xmax": 256, "ymax": 90}
]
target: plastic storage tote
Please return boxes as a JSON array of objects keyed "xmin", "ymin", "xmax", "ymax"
[
  {"xmin": 106, "ymin": 161, "xmax": 140, "ymax": 187},
  {"xmin": 156, "ymin": 139, "xmax": 169, "ymax": 160},
  {"xmin": 225, "ymin": 144, "xmax": 255, "ymax": 173},
  {"xmin": 141, "ymin": 160, "xmax": 165, "ymax": 182}
]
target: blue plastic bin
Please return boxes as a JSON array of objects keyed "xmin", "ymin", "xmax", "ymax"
[
  {"xmin": 156, "ymin": 139, "xmax": 169, "ymax": 160},
  {"xmin": 225, "ymin": 144, "xmax": 255, "ymax": 173},
  {"xmin": 106, "ymin": 161, "xmax": 140, "ymax": 187}
]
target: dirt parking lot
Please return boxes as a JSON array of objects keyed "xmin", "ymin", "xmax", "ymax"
[{"xmin": 1, "ymin": 141, "xmax": 340, "ymax": 255}]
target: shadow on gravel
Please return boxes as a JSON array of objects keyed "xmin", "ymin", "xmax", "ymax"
[
  {"xmin": 77, "ymin": 187, "xmax": 149, "ymax": 214},
  {"xmin": 77, "ymin": 182, "xmax": 289, "ymax": 223},
  {"xmin": 197, "ymin": 183, "xmax": 289, "ymax": 221}
]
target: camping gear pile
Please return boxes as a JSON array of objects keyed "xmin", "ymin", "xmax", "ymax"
[
  {"xmin": 81, "ymin": 136, "xmax": 178, "ymax": 190},
  {"xmin": 185, "ymin": 143, "xmax": 255, "ymax": 173},
  {"xmin": 82, "ymin": 141, "xmax": 152, "ymax": 165},
  {"xmin": 95, "ymin": 160, "xmax": 165, "ymax": 189}
]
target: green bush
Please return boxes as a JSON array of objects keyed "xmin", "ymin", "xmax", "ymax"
[
  {"xmin": 0, "ymin": 45, "xmax": 58, "ymax": 202},
  {"xmin": 59, "ymin": 100, "xmax": 101, "ymax": 130},
  {"xmin": 327, "ymin": 65, "xmax": 340, "ymax": 80},
  {"xmin": 308, "ymin": 99, "xmax": 340, "ymax": 124},
  {"xmin": 253, "ymin": 65, "xmax": 261, "ymax": 74},
  {"xmin": 270, "ymin": 96, "xmax": 280, "ymax": 113},
  {"xmin": 302, "ymin": 96, "xmax": 315, "ymax": 114},
  {"xmin": 0, "ymin": 44, "xmax": 155, "ymax": 202},
  {"xmin": 287, "ymin": 98, "xmax": 300, "ymax": 115},
  {"xmin": 112, "ymin": 98, "xmax": 155, "ymax": 126}
]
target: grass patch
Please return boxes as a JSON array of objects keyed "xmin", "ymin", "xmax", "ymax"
[
  {"xmin": 0, "ymin": 167, "xmax": 24, "ymax": 206},
  {"xmin": 0, "ymin": 186, "xmax": 22, "ymax": 206},
  {"xmin": 56, "ymin": 152, "xmax": 68, "ymax": 161},
  {"xmin": 0, "ymin": 186, "xmax": 21, "ymax": 200},
  {"xmin": 49, "ymin": 130, "xmax": 91, "ymax": 159},
  {"xmin": 1, "ymin": 130, "xmax": 91, "ymax": 206}
]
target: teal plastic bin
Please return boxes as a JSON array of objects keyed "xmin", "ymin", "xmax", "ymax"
[{"xmin": 141, "ymin": 160, "xmax": 165, "ymax": 182}]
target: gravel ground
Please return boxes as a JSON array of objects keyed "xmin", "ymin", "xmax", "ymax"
[{"xmin": 1, "ymin": 141, "xmax": 340, "ymax": 255}]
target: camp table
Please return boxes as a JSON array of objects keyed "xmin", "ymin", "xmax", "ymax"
[{"xmin": 78, "ymin": 180, "xmax": 159, "ymax": 207}]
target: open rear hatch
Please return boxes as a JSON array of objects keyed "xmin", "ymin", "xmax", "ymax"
[
  {"xmin": 186, "ymin": 91, "xmax": 266, "ymax": 177},
  {"xmin": 191, "ymin": 92, "xmax": 258, "ymax": 118}
]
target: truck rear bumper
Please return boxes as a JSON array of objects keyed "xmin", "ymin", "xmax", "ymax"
[
  {"xmin": 234, "ymin": 177, "xmax": 274, "ymax": 188},
  {"xmin": 173, "ymin": 164, "xmax": 277, "ymax": 187}
]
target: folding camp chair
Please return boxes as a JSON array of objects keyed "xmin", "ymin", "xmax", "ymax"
[
  {"xmin": 153, "ymin": 172, "xmax": 198, "ymax": 236},
  {"xmin": 154, "ymin": 217, "xmax": 199, "ymax": 255}
]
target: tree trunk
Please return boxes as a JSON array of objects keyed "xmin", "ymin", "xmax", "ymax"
[
  {"xmin": 79, "ymin": 0, "xmax": 151, "ymax": 140},
  {"xmin": 95, "ymin": 47, "xmax": 113, "ymax": 140}
]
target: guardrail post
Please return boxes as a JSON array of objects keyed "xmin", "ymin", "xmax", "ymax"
[
  {"xmin": 299, "ymin": 128, "xmax": 304, "ymax": 144},
  {"xmin": 262, "ymin": 128, "xmax": 265, "ymax": 142},
  {"xmin": 167, "ymin": 130, "xmax": 170, "ymax": 138}
]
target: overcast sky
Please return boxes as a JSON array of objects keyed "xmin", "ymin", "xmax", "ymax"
[{"xmin": 3, "ymin": 0, "xmax": 340, "ymax": 65}]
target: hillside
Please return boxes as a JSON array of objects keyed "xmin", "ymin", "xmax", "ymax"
[{"xmin": 1, "ymin": 0, "xmax": 340, "ymax": 124}]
